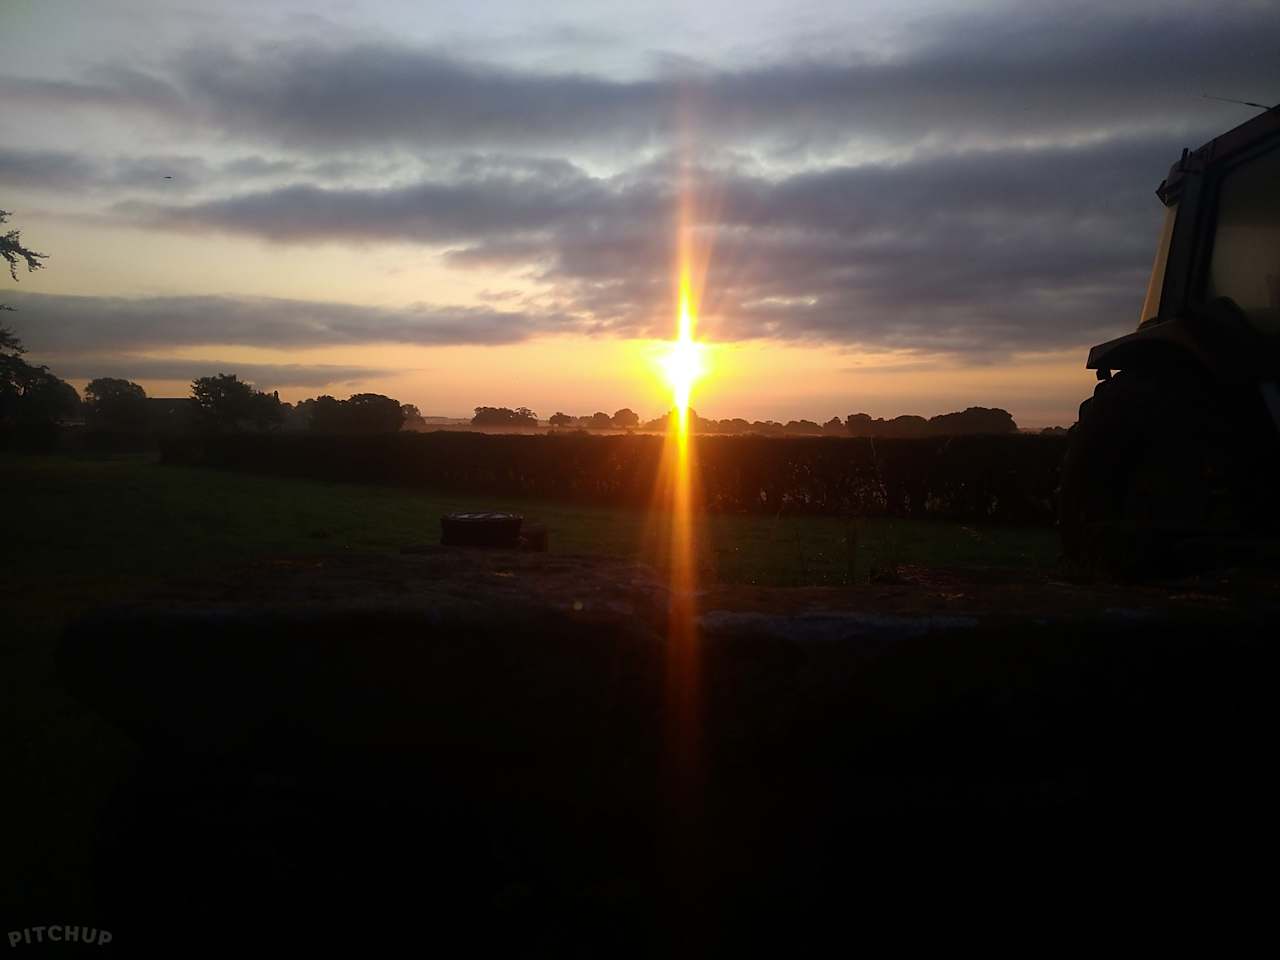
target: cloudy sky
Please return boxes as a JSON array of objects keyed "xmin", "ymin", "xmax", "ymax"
[{"xmin": 2, "ymin": 0, "xmax": 1276, "ymax": 425}]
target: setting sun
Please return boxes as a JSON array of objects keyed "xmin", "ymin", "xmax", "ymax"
[{"xmin": 660, "ymin": 279, "xmax": 707, "ymax": 416}]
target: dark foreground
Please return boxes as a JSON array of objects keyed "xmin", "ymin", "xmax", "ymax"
[{"xmin": 52, "ymin": 548, "xmax": 1277, "ymax": 952}]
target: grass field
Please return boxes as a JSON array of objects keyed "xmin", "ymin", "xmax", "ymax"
[
  {"xmin": 2, "ymin": 452, "xmax": 1057, "ymax": 913},
  {"xmin": 5, "ymin": 452, "xmax": 1057, "ymax": 608}
]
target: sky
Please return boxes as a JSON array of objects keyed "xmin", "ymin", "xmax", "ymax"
[{"xmin": 1, "ymin": 0, "xmax": 1277, "ymax": 427}]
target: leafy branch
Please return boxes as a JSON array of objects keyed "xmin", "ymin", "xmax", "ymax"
[{"xmin": 1, "ymin": 209, "xmax": 47, "ymax": 282}]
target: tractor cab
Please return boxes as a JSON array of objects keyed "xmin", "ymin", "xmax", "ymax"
[
  {"xmin": 1062, "ymin": 104, "xmax": 1280, "ymax": 573},
  {"xmin": 1088, "ymin": 105, "xmax": 1280, "ymax": 382}
]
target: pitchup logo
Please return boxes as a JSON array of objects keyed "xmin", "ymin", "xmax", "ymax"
[{"xmin": 8, "ymin": 926, "xmax": 112, "ymax": 947}]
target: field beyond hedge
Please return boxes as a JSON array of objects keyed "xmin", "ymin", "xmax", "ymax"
[{"xmin": 5, "ymin": 453, "xmax": 1059, "ymax": 612}]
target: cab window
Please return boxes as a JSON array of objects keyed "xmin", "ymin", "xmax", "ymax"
[{"xmin": 1207, "ymin": 145, "xmax": 1280, "ymax": 334}]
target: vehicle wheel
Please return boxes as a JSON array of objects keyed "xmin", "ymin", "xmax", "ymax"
[{"xmin": 1059, "ymin": 367, "xmax": 1241, "ymax": 576}]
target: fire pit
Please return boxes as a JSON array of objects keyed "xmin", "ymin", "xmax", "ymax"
[{"xmin": 440, "ymin": 512, "xmax": 523, "ymax": 548}]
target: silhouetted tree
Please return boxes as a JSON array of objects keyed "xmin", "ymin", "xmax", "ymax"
[
  {"xmin": 612, "ymin": 408, "xmax": 639, "ymax": 429},
  {"xmin": 400, "ymin": 403, "xmax": 426, "ymax": 430},
  {"xmin": 0, "ymin": 217, "xmax": 76, "ymax": 428},
  {"xmin": 785, "ymin": 419, "xmax": 823, "ymax": 435},
  {"xmin": 191, "ymin": 374, "xmax": 282, "ymax": 432},
  {"xmin": 846, "ymin": 407, "xmax": 1018, "ymax": 438},
  {"xmin": 0, "ymin": 324, "xmax": 27, "ymax": 416},
  {"xmin": 696, "ymin": 417, "xmax": 749, "ymax": 434},
  {"xmin": 1, "ymin": 356, "xmax": 79, "ymax": 425},
  {"xmin": 292, "ymin": 394, "xmax": 410, "ymax": 433},
  {"xmin": 846, "ymin": 412, "xmax": 929, "ymax": 438},
  {"xmin": 589, "ymin": 411, "xmax": 613, "ymax": 430},
  {"xmin": 297, "ymin": 395, "xmax": 340, "ymax": 433},
  {"xmin": 472, "ymin": 406, "xmax": 537, "ymax": 428},
  {"xmin": 84, "ymin": 377, "xmax": 148, "ymax": 430},
  {"xmin": 286, "ymin": 397, "xmax": 312, "ymax": 430},
  {"xmin": 0, "ymin": 210, "xmax": 44, "ymax": 286},
  {"xmin": 249, "ymin": 389, "xmax": 285, "ymax": 431},
  {"xmin": 641, "ymin": 408, "xmax": 706, "ymax": 432},
  {"xmin": 928, "ymin": 407, "xmax": 1018, "ymax": 435},
  {"xmin": 548, "ymin": 412, "xmax": 573, "ymax": 428},
  {"xmin": 346, "ymin": 393, "xmax": 405, "ymax": 433},
  {"xmin": 1, "ymin": 208, "xmax": 46, "ymax": 345},
  {"xmin": 0, "ymin": 212, "xmax": 41, "ymax": 391}
]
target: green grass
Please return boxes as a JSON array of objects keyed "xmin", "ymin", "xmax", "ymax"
[
  {"xmin": 4, "ymin": 452, "xmax": 1056, "ymax": 606},
  {"xmin": 1, "ymin": 451, "xmax": 1056, "ymax": 913}
]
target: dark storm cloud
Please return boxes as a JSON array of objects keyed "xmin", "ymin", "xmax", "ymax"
[
  {"xmin": 3, "ymin": 291, "xmax": 551, "ymax": 353},
  {"xmin": 0, "ymin": 148, "xmax": 223, "ymax": 193},
  {"xmin": 2, "ymin": 3, "xmax": 1275, "ymax": 153},
  {"xmin": 113, "ymin": 132, "xmax": 1173, "ymax": 353},
  {"xmin": 0, "ymin": 148, "xmax": 372, "ymax": 194},
  {"xmin": 119, "ymin": 167, "xmax": 626, "ymax": 242},
  {"xmin": 121, "ymin": 132, "xmax": 1166, "ymax": 247},
  {"xmin": 49, "ymin": 356, "xmax": 391, "ymax": 389},
  {"xmin": 0, "ymin": 149, "xmax": 99, "ymax": 190},
  {"xmin": 531, "ymin": 136, "xmax": 1169, "ymax": 351},
  {"xmin": 0, "ymin": 70, "xmax": 183, "ymax": 115}
]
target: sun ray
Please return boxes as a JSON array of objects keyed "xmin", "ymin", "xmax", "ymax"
[
  {"xmin": 650, "ymin": 159, "xmax": 711, "ymax": 880},
  {"xmin": 660, "ymin": 269, "xmax": 707, "ymax": 423}
]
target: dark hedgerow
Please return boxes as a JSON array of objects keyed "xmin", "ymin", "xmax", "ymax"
[{"xmin": 160, "ymin": 432, "xmax": 1067, "ymax": 525}]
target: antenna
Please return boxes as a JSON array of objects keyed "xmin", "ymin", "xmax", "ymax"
[{"xmin": 1202, "ymin": 94, "xmax": 1273, "ymax": 110}]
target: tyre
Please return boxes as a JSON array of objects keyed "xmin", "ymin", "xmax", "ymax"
[{"xmin": 1059, "ymin": 366, "xmax": 1242, "ymax": 576}]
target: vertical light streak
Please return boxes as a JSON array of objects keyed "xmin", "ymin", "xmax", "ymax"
[{"xmin": 654, "ymin": 157, "xmax": 708, "ymax": 910}]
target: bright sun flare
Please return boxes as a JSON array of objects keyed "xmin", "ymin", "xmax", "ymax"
[{"xmin": 661, "ymin": 282, "xmax": 706, "ymax": 415}]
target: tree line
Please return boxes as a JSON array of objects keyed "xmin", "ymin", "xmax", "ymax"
[
  {"xmin": 638, "ymin": 407, "xmax": 1019, "ymax": 437},
  {"xmin": 65, "ymin": 373, "xmax": 417, "ymax": 436},
  {"xmin": 1, "ymin": 358, "xmax": 1027, "ymax": 441},
  {"xmin": 477, "ymin": 405, "xmax": 1023, "ymax": 436},
  {"xmin": 545, "ymin": 409, "xmax": 640, "ymax": 430}
]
